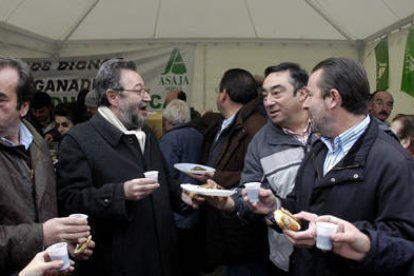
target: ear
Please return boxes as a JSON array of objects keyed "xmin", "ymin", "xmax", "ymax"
[
  {"xmin": 218, "ymin": 89, "xmax": 228, "ymax": 102},
  {"xmin": 106, "ymin": 89, "xmax": 119, "ymax": 106},
  {"xmin": 327, "ymin": 89, "xmax": 342, "ymax": 109},
  {"xmin": 400, "ymin": 137, "xmax": 411, "ymax": 150},
  {"xmin": 297, "ymin": 87, "xmax": 308, "ymax": 102},
  {"xmin": 19, "ymin": 101, "xmax": 30, "ymax": 117}
]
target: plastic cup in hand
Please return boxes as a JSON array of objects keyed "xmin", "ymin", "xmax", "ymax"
[
  {"xmin": 144, "ymin": 171, "xmax": 159, "ymax": 181},
  {"xmin": 316, "ymin": 222, "xmax": 338, "ymax": 250},
  {"xmin": 244, "ymin": 182, "xmax": 261, "ymax": 203},
  {"xmin": 69, "ymin": 213, "xmax": 88, "ymax": 222},
  {"xmin": 45, "ymin": 242, "xmax": 70, "ymax": 271}
]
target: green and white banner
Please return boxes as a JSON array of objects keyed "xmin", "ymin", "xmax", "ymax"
[
  {"xmin": 375, "ymin": 37, "xmax": 389, "ymax": 90},
  {"xmin": 24, "ymin": 45, "xmax": 195, "ymax": 110},
  {"xmin": 401, "ymin": 29, "xmax": 414, "ymax": 97}
]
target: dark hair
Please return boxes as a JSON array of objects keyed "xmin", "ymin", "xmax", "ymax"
[
  {"xmin": 177, "ymin": 90, "xmax": 187, "ymax": 102},
  {"xmin": 55, "ymin": 102, "xmax": 80, "ymax": 124},
  {"xmin": 264, "ymin": 62, "xmax": 308, "ymax": 96},
  {"xmin": 312, "ymin": 57, "xmax": 370, "ymax": 115},
  {"xmin": 0, "ymin": 57, "xmax": 35, "ymax": 109},
  {"xmin": 218, "ymin": 68, "xmax": 257, "ymax": 104},
  {"xmin": 392, "ymin": 114, "xmax": 414, "ymax": 151},
  {"xmin": 31, "ymin": 91, "xmax": 52, "ymax": 109},
  {"xmin": 95, "ymin": 59, "xmax": 136, "ymax": 106}
]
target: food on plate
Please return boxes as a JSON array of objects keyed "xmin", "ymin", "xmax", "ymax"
[
  {"xmin": 273, "ymin": 208, "xmax": 301, "ymax": 231},
  {"xmin": 192, "ymin": 165, "xmax": 207, "ymax": 171},
  {"xmin": 187, "ymin": 182, "xmax": 223, "ymax": 200},
  {"xmin": 74, "ymin": 235, "xmax": 92, "ymax": 254}
]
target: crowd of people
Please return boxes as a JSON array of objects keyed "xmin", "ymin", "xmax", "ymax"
[{"xmin": 0, "ymin": 56, "xmax": 413, "ymax": 276}]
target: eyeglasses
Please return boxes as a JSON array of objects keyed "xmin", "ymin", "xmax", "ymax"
[{"xmin": 119, "ymin": 85, "xmax": 151, "ymax": 96}]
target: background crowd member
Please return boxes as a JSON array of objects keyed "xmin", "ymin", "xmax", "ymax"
[
  {"xmin": 57, "ymin": 59, "xmax": 193, "ymax": 276},
  {"xmin": 75, "ymin": 88, "xmax": 89, "ymax": 122},
  {"xmin": 240, "ymin": 62, "xmax": 311, "ymax": 275},
  {"xmin": 390, "ymin": 113, "xmax": 414, "ymax": 156},
  {"xmin": 317, "ymin": 215, "xmax": 414, "ymax": 275},
  {"xmin": 84, "ymin": 89, "xmax": 99, "ymax": 118},
  {"xmin": 54, "ymin": 102, "xmax": 80, "ymax": 138},
  {"xmin": 159, "ymin": 99, "xmax": 203, "ymax": 276},
  {"xmin": 191, "ymin": 68, "xmax": 268, "ymax": 275},
  {"xmin": 29, "ymin": 91, "xmax": 59, "ymax": 142},
  {"xmin": 368, "ymin": 90, "xmax": 394, "ymax": 124},
  {"xmin": 0, "ymin": 57, "xmax": 91, "ymax": 275},
  {"xmin": 247, "ymin": 57, "xmax": 414, "ymax": 275},
  {"xmin": 164, "ymin": 89, "xmax": 201, "ymax": 122}
]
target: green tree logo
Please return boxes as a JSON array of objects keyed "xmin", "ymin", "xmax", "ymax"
[{"xmin": 162, "ymin": 48, "xmax": 187, "ymax": 75}]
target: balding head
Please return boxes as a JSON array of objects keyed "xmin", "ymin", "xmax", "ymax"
[{"xmin": 369, "ymin": 90, "xmax": 394, "ymax": 121}]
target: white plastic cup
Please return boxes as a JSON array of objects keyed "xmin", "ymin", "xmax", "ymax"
[
  {"xmin": 45, "ymin": 242, "xmax": 70, "ymax": 271},
  {"xmin": 69, "ymin": 213, "xmax": 88, "ymax": 222},
  {"xmin": 244, "ymin": 182, "xmax": 261, "ymax": 203},
  {"xmin": 316, "ymin": 222, "xmax": 338, "ymax": 250},
  {"xmin": 144, "ymin": 170, "xmax": 159, "ymax": 181}
]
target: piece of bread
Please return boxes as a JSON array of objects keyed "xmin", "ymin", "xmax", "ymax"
[
  {"xmin": 74, "ymin": 235, "xmax": 92, "ymax": 254},
  {"xmin": 273, "ymin": 208, "xmax": 301, "ymax": 231}
]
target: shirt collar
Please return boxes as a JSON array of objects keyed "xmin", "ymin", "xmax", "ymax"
[
  {"xmin": 321, "ymin": 115, "xmax": 370, "ymax": 153},
  {"xmin": 0, "ymin": 122, "xmax": 33, "ymax": 150}
]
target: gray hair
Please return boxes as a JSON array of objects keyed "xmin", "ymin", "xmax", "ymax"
[
  {"xmin": 95, "ymin": 59, "xmax": 136, "ymax": 106},
  {"xmin": 163, "ymin": 99, "xmax": 191, "ymax": 125}
]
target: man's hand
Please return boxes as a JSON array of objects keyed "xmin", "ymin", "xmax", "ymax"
[
  {"xmin": 242, "ymin": 188, "xmax": 278, "ymax": 215},
  {"xmin": 124, "ymin": 178, "xmax": 159, "ymax": 201},
  {"xmin": 19, "ymin": 251, "xmax": 74, "ymax": 276},
  {"xmin": 317, "ymin": 215, "xmax": 371, "ymax": 261},
  {"xmin": 186, "ymin": 171, "xmax": 214, "ymax": 183},
  {"xmin": 284, "ymin": 211, "xmax": 318, "ymax": 248},
  {"xmin": 43, "ymin": 217, "xmax": 90, "ymax": 247},
  {"xmin": 181, "ymin": 191, "xmax": 205, "ymax": 209}
]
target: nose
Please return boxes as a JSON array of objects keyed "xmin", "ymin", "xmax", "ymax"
[
  {"xmin": 263, "ymin": 94, "xmax": 275, "ymax": 106},
  {"xmin": 143, "ymin": 91, "xmax": 151, "ymax": 102}
]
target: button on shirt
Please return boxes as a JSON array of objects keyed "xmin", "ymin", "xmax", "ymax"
[{"xmin": 321, "ymin": 116, "xmax": 370, "ymax": 176}]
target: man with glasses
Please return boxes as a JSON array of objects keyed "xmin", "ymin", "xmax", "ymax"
[{"xmin": 57, "ymin": 59, "xmax": 193, "ymax": 276}]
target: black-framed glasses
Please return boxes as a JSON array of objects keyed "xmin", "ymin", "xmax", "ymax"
[{"xmin": 121, "ymin": 87, "xmax": 151, "ymax": 96}]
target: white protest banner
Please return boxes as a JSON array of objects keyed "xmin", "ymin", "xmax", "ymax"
[{"xmin": 24, "ymin": 45, "xmax": 195, "ymax": 111}]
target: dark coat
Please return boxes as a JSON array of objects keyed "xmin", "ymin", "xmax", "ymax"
[
  {"xmin": 56, "ymin": 114, "xmax": 181, "ymax": 276},
  {"xmin": 283, "ymin": 118, "xmax": 414, "ymax": 276},
  {"xmin": 197, "ymin": 97, "xmax": 269, "ymax": 268},
  {"xmin": 0, "ymin": 120, "xmax": 57, "ymax": 275}
]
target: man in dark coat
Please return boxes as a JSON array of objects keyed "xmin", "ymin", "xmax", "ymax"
[
  {"xmin": 190, "ymin": 68, "xmax": 269, "ymax": 275},
  {"xmin": 57, "ymin": 59, "xmax": 191, "ymax": 276},
  {"xmin": 0, "ymin": 57, "xmax": 90, "ymax": 275},
  {"xmin": 243, "ymin": 57, "xmax": 414, "ymax": 275}
]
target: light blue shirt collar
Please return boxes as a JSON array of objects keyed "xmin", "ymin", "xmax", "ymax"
[
  {"xmin": 0, "ymin": 122, "xmax": 33, "ymax": 150},
  {"xmin": 321, "ymin": 115, "xmax": 370, "ymax": 175}
]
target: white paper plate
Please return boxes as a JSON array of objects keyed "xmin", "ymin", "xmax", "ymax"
[
  {"xmin": 174, "ymin": 163, "xmax": 216, "ymax": 175},
  {"xmin": 181, "ymin": 184, "xmax": 236, "ymax": 197}
]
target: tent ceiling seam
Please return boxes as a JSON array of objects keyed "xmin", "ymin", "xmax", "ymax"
[
  {"xmin": 153, "ymin": 0, "xmax": 162, "ymax": 38},
  {"xmin": 61, "ymin": 0, "xmax": 100, "ymax": 42},
  {"xmin": 304, "ymin": 0, "xmax": 354, "ymax": 42},
  {"xmin": 244, "ymin": 0, "xmax": 258, "ymax": 38},
  {"xmin": 363, "ymin": 13, "xmax": 414, "ymax": 43},
  {"xmin": 4, "ymin": 0, "xmax": 26, "ymax": 21}
]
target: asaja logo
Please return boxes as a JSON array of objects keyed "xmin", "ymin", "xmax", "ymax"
[{"xmin": 159, "ymin": 48, "xmax": 189, "ymax": 87}]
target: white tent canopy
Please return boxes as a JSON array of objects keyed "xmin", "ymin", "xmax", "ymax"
[{"xmin": 1, "ymin": 0, "xmax": 414, "ymax": 57}]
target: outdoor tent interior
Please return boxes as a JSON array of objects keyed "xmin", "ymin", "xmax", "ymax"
[{"xmin": 0, "ymin": 0, "xmax": 414, "ymax": 116}]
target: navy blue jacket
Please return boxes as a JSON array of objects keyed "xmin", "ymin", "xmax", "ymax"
[
  {"xmin": 159, "ymin": 124, "xmax": 203, "ymax": 228},
  {"xmin": 283, "ymin": 118, "xmax": 414, "ymax": 275}
]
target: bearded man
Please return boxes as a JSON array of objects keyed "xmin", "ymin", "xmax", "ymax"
[{"xmin": 57, "ymin": 59, "xmax": 191, "ymax": 276}]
